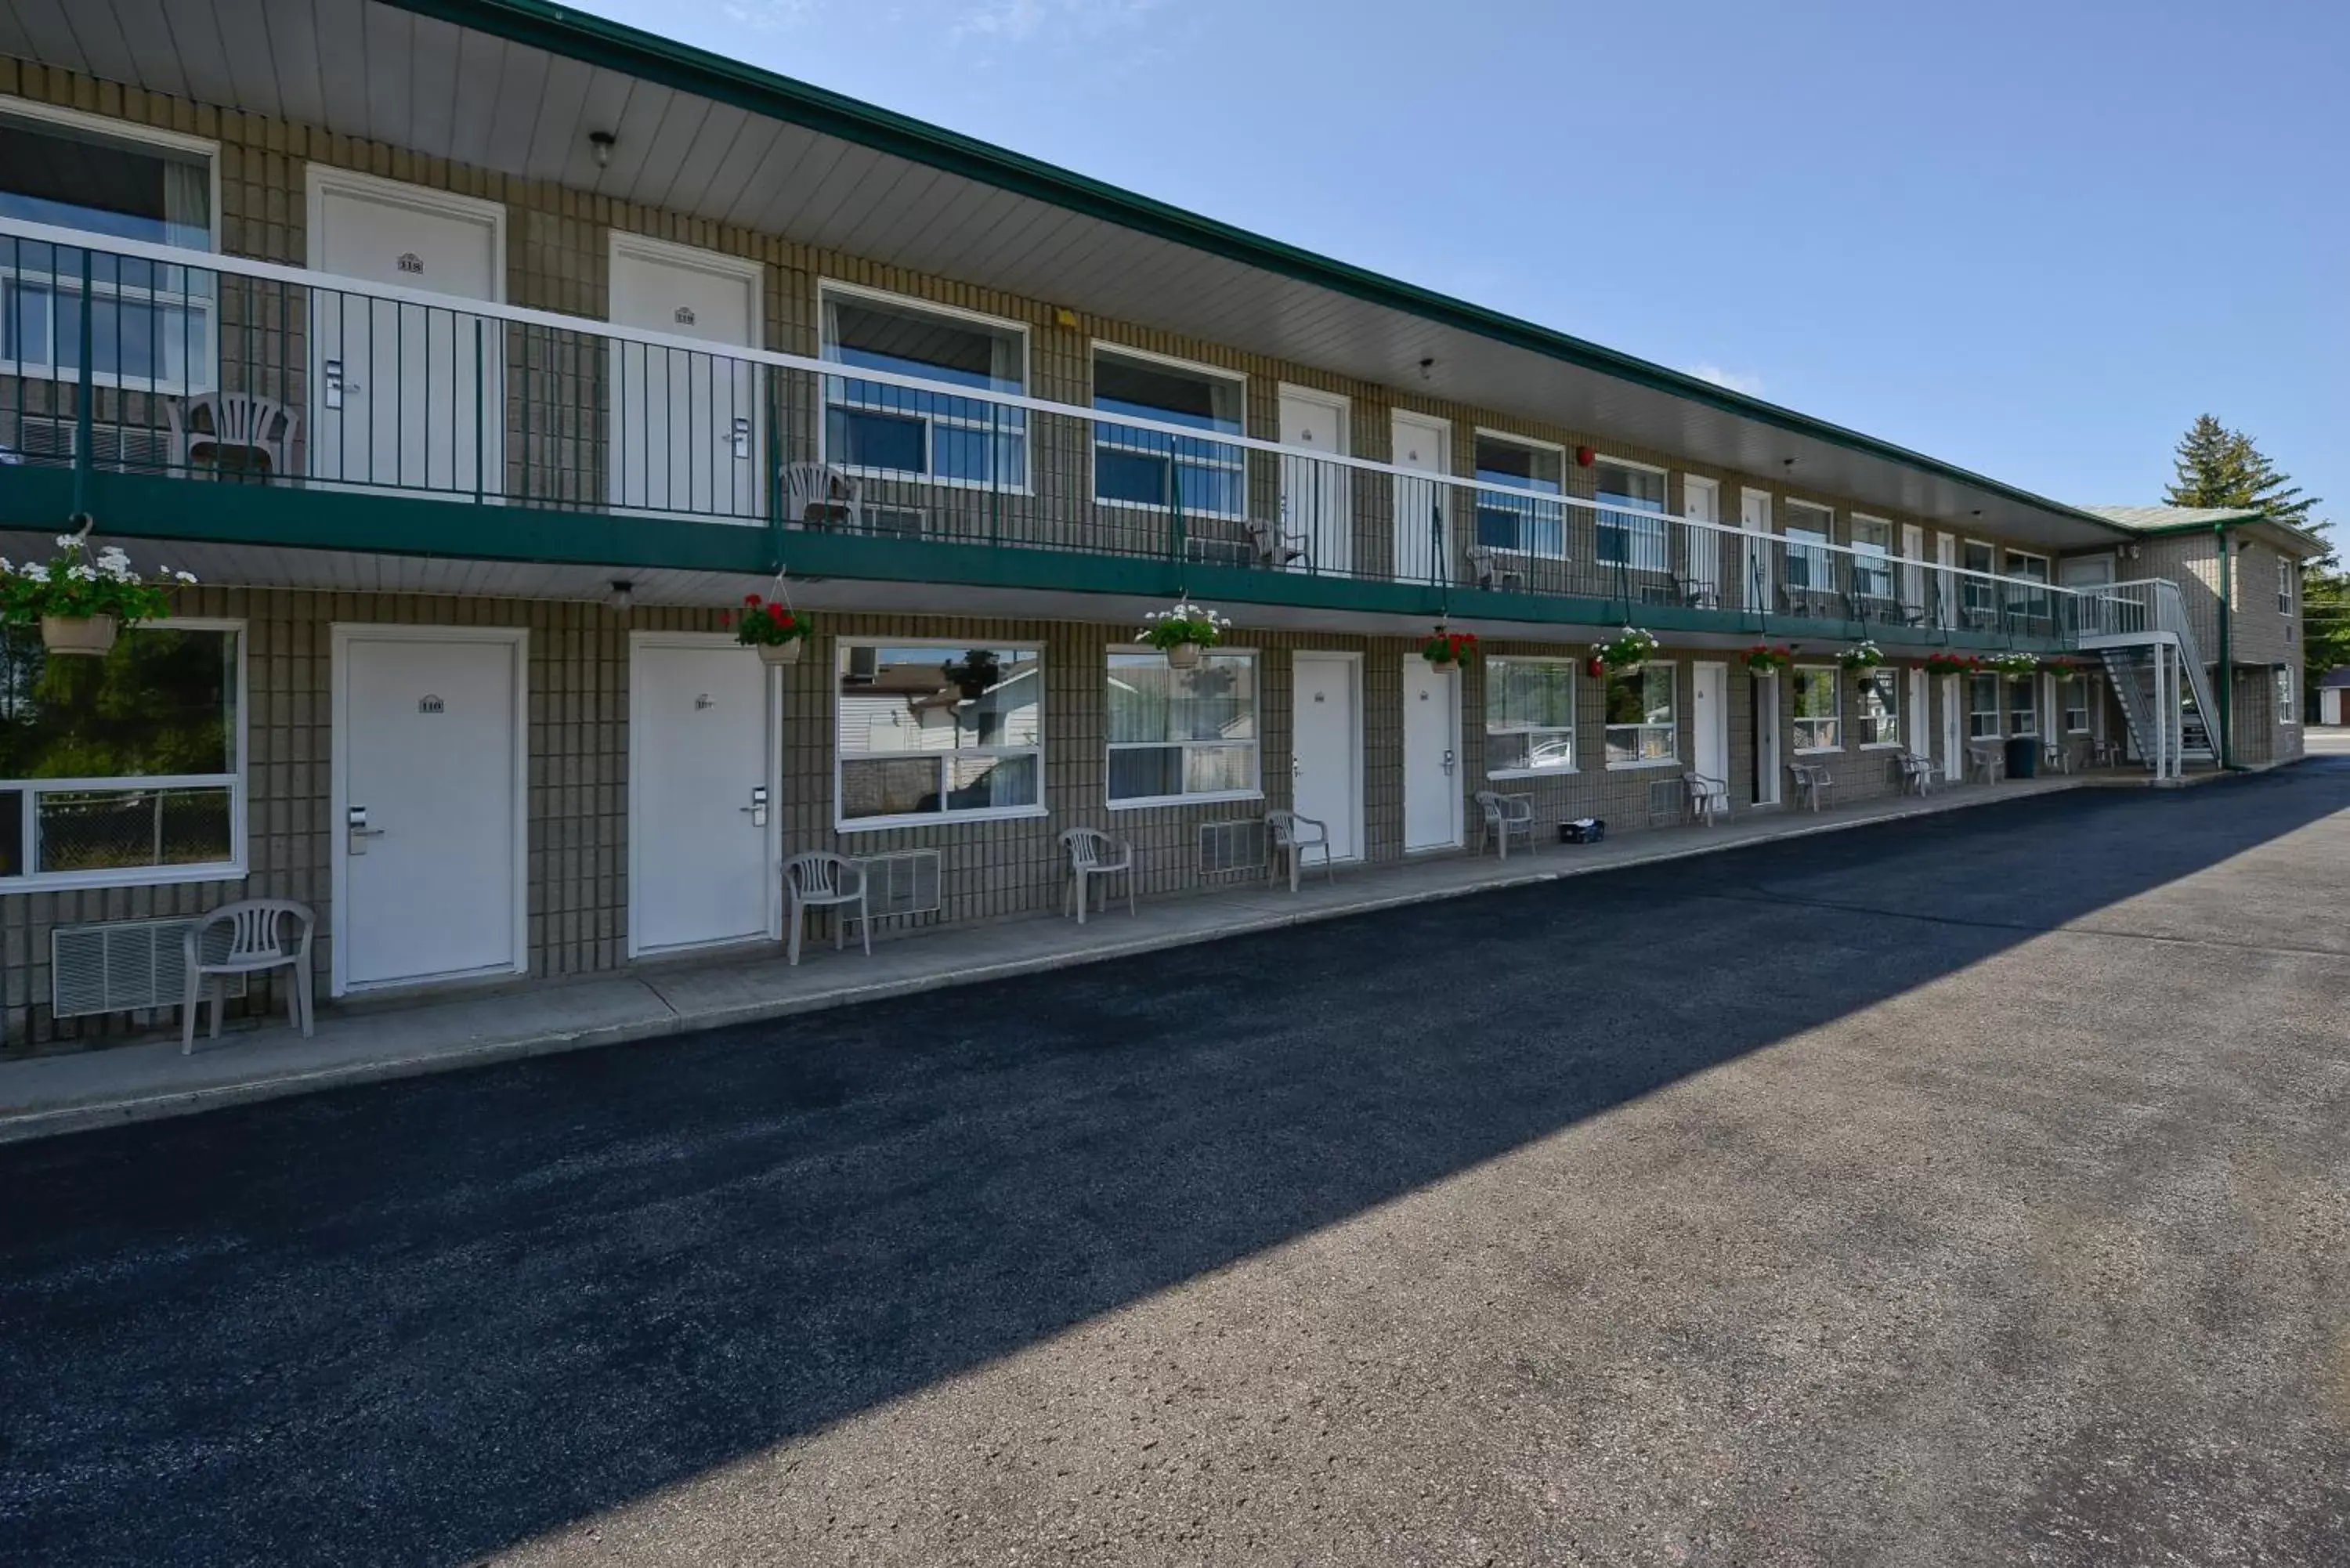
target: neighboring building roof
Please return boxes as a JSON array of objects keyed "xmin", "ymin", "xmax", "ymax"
[
  {"xmin": 2080, "ymin": 506, "xmax": 2267, "ymax": 530},
  {"xmin": 2321, "ymin": 667, "xmax": 2350, "ymax": 690}
]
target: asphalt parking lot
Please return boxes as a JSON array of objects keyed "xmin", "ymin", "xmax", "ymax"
[{"xmin": 4, "ymin": 757, "xmax": 2347, "ymax": 1566}]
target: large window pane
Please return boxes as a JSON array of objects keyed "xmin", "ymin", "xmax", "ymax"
[
  {"xmin": 1858, "ymin": 670, "xmax": 1900, "ymax": 744},
  {"xmin": 1473, "ymin": 435, "xmax": 1564, "ymax": 557},
  {"xmin": 1594, "ymin": 462, "xmax": 1668, "ymax": 573},
  {"xmin": 1488, "ymin": 657, "xmax": 1578, "ymax": 774},
  {"xmin": 0, "ymin": 626, "xmax": 236, "ymax": 779},
  {"xmin": 1793, "ymin": 666, "xmax": 1842, "ymax": 751},
  {"xmin": 1093, "ymin": 350, "xmax": 1246, "ymax": 518},
  {"xmin": 835, "ymin": 644, "xmax": 1043, "ymax": 823},
  {"xmin": 1603, "ymin": 664, "xmax": 1676, "ymax": 764},
  {"xmin": 822, "ymin": 291, "xmax": 1026, "ymax": 486},
  {"xmin": 0, "ymin": 114, "xmax": 212, "ymax": 250},
  {"xmin": 35, "ymin": 785, "xmax": 232, "ymax": 873},
  {"xmin": 1107, "ymin": 651, "xmax": 1259, "ymax": 801}
]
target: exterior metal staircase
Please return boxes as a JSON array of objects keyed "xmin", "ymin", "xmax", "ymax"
[{"xmin": 2081, "ymin": 580, "xmax": 2221, "ymax": 779}]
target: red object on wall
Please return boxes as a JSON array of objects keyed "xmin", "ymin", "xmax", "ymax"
[{"xmin": 1574, "ymin": 445, "xmax": 1596, "ymax": 467}]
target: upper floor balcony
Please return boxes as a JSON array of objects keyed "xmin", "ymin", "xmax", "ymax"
[{"xmin": 0, "ymin": 219, "xmax": 2099, "ymax": 649}]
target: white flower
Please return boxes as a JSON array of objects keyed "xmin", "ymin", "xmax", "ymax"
[
  {"xmin": 172, "ymin": 569, "xmax": 198, "ymax": 585},
  {"xmin": 55, "ymin": 534, "xmax": 79, "ymax": 551}
]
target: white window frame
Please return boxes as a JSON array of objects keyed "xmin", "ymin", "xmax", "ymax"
[
  {"xmin": 1967, "ymin": 673, "xmax": 2003, "ymax": 740},
  {"xmin": 2061, "ymin": 670, "xmax": 2092, "ymax": 735},
  {"xmin": 1470, "ymin": 428, "xmax": 1569, "ymax": 561},
  {"xmin": 1849, "ymin": 513, "xmax": 1896, "ymax": 604},
  {"xmin": 2279, "ymin": 556, "xmax": 2295, "ymax": 616},
  {"xmin": 1856, "ymin": 666, "xmax": 1902, "ymax": 748},
  {"xmin": 832, "ymin": 638, "xmax": 1048, "ymax": 832},
  {"xmin": 0, "ymin": 616, "xmax": 247, "ymax": 890},
  {"xmin": 2007, "ymin": 671, "xmax": 2038, "ymax": 738},
  {"xmin": 1105, "ymin": 645, "xmax": 1264, "ymax": 809},
  {"xmin": 1484, "ymin": 656, "xmax": 1578, "ymax": 778},
  {"xmin": 1603, "ymin": 660, "xmax": 1679, "ymax": 770},
  {"xmin": 2277, "ymin": 665, "xmax": 2298, "ymax": 724},
  {"xmin": 815, "ymin": 279, "xmax": 1032, "ymax": 496},
  {"xmin": 1791, "ymin": 664, "xmax": 1843, "ymax": 753},
  {"xmin": 1592, "ymin": 453, "xmax": 1670, "ymax": 574},
  {"xmin": 1087, "ymin": 340, "xmax": 1248, "ymax": 521},
  {"xmin": 0, "ymin": 97, "xmax": 222, "ymax": 398},
  {"xmin": 1783, "ymin": 499, "xmax": 1838, "ymax": 597}
]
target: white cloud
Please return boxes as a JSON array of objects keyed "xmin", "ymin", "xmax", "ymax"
[
  {"xmin": 1685, "ymin": 363, "xmax": 1764, "ymax": 396},
  {"xmin": 721, "ymin": 0, "xmax": 819, "ymax": 31}
]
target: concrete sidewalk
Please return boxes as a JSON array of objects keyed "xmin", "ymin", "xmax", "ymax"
[{"xmin": 0, "ymin": 774, "xmax": 2102, "ymax": 1143}]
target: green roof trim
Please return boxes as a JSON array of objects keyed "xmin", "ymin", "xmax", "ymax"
[{"xmin": 387, "ymin": 0, "xmax": 2130, "ymax": 540}]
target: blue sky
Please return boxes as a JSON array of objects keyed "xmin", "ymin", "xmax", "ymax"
[{"xmin": 575, "ymin": 0, "xmax": 2345, "ymax": 529}]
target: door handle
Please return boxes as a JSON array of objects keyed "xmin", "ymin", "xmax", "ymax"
[
  {"xmin": 324, "ymin": 359, "xmax": 361, "ymax": 408},
  {"xmin": 724, "ymin": 416, "xmax": 751, "ymax": 458},
  {"xmin": 346, "ymin": 804, "xmax": 385, "ymax": 854},
  {"xmin": 740, "ymin": 785, "xmax": 769, "ymax": 828},
  {"xmin": 1441, "ymin": 748, "xmax": 1456, "ymax": 777}
]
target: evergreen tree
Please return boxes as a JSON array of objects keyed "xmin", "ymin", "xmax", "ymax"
[{"xmin": 2164, "ymin": 414, "xmax": 2320, "ymax": 528}]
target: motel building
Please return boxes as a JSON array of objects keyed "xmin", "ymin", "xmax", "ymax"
[{"xmin": 0, "ymin": 0, "xmax": 2325, "ymax": 1050}]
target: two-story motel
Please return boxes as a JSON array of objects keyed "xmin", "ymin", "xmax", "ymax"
[{"xmin": 0, "ymin": 0, "xmax": 2325, "ymax": 1048}]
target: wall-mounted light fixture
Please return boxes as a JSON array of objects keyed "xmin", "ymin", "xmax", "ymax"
[
  {"xmin": 590, "ymin": 131, "xmax": 616, "ymax": 170},
  {"xmin": 606, "ymin": 579, "xmax": 634, "ymax": 612}
]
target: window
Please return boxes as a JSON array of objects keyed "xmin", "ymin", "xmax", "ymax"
[
  {"xmin": 1107, "ymin": 651, "xmax": 1258, "ymax": 804},
  {"xmin": 1603, "ymin": 664, "xmax": 1676, "ymax": 766},
  {"xmin": 1961, "ymin": 540, "xmax": 1997, "ymax": 623},
  {"xmin": 0, "ymin": 622, "xmax": 242, "ymax": 883},
  {"xmin": 1092, "ymin": 347, "xmax": 1245, "ymax": 518},
  {"xmin": 2277, "ymin": 666, "xmax": 2298, "ymax": 724},
  {"xmin": 835, "ymin": 643, "xmax": 1043, "ymax": 826},
  {"xmin": 1473, "ymin": 433, "xmax": 1565, "ymax": 557},
  {"xmin": 1784, "ymin": 501, "xmax": 1835, "ymax": 600},
  {"xmin": 1850, "ymin": 516, "xmax": 1894, "ymax": 602},
  {"xmin": 0, "ymin": 105, "xmax": 215, "ymax": 393},
  {"xmin": 1792, "ymin": 666, "xmax": 1842, "ymax": 751},
  {"xmin": 2005, "ymin": 549, "xmax": 2052, "ymax": 623},
  {"xmin": 2280, "ymin": 557, "xmax": 2295, "ymax": 615},
  {"xmin": 1968, "ymin": 674, "xmax": 2002, "ymax": 739},
  {"xmin": 2061, "ymin": 671, "xmax": 2091, "ymax": 733},
  {"xmin": 1486, "ymin": 658, "xmax": 1577, "ymax": 775},
  {"xmin": 2007, "ymin": 673, "xmax": 2037, "ymax": 737},
  {"xmin": 1594, "ymin": 460, "xmax": 1668, "ymax": 573},
  {"xmin": 1856, "ymin": 669, "xmax": 1900, "ymax": 746},
  {"xmin": 820, "ymin": 286, "xmax": 1026, "ymax": 488}
]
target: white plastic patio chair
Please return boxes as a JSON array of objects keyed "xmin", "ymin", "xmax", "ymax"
[
  {"xmin": 1682, "ymin": 771, "xmax": 1729, "ymax": 826},
  {"xmin": 783, "ymin": 461, "xmax": 866, "ymax": 532},
  {"xmin": 1788, "ymin": 761, "xmax": 1835, "ymax": 813},
  {"xmin": 1898, "ymin": 750, "xmax": 1937, "ymax": 797},
  {"xmin": 1060, "ymin": 827, "xmax": 1135, "ymax": 925},
  {"xmin": 1265, "ymin": 809, "xmax": 1332, "ymax": 893},
  {"xmin": 1246, "ymin": 515, "xmax": 1308, "ymax": 568},
  {"xmin": 166, "ymin": 391, "xmax": 298, "ymax": 477},
  {"xmin": 783, "ymin": 851, "xmax": 871, "ymax": 966},
  {"xmin": 1473, "ymin": 789, "xmax": 1536, "ymax": 859},
  {"xmin": 180, "ymin": 898, "xmax": 315, "ymax": 1053}
]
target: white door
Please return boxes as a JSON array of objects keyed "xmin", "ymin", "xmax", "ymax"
[
  {"xmin": 308, "ymin": 172, "xmax": 504, "ymax": 494},
  {"xmin": 631, "ymin": 636, "xmax": 777, "ymax": 955},
  {"xmin": 1752, "ymin": 670, "xmax": 1781, "ymax": 804},
  {"xmin": 1907, "ymin": 667, "xmax": 1932, "ymax": 757},
  {"xmin": 1900, "ymin": 524, "xmax": 1926, "ymax": 617},
  {"xmin": 1389, "ymin": 410, "xmax": 1450, "ymax": 583},
  {"xmin": 1693, "ymin": 661, "xmax": 1729, "ymax": 788},
  {"xmin": 1291, "ymin": 652, "xmax": 1361, "ymax": 862},
  {"xmin": 1402, "ymin": 659, "xmax": 1462, "ymax": 851},
  {"xmin": 607, "ymin": 235, "xmax": 765, "ymax": 521},
  {"xmin": 1683, "ymin": 477, "xmax": 1722, "ymax": 602},
  {"xmin": 336, "ymin": 630, "xmax": 525, "ymax": 992},
  {"xmin": 1940, "ymin": 673, "xmax": 1963, "ymax": 780},
  {"xmin": 1279, "ymin": 386, "xmax": 1351, "ymax": 575},
  {"xmin": 1935, "ymin": 533, "xmax": 1958, "ymax": 628},
  {"xmin": 1739, "ymin": 488, "xmax": 1773, "ymax": 610}
]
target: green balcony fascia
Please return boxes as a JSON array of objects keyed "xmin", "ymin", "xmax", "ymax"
[{"xmin": 0, "ymin": 468, "xmax": 2076, "ymax": 654}]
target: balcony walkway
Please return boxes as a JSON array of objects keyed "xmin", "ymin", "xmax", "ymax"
[{"xmin": 0, "ymin": 771, "xmax": 2128, "ymax": 1145}]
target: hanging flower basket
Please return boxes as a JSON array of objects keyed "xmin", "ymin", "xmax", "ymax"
[
  {"xmin": 1590, "ymin": 626, "xmax": 1659, "ymax": 675},
  {"xmin": 1421, "ymin": 627, "xmax": 1480, "ymax": 667},
  {"xmin": 1838, "ymin": 640, "xmax": 1885, "ymax": 671},
  {"xmin": 2, "ymin": 534, "xmax": 192, "ymax": 657},
  {"xmin": 1140, "ymin": 600, "xmax": 1230, "ymax": 670},
  {"xmin": 1922, "ymin": 653, "xmax": 1980, "ymax": 677},
  {"xmin": 1742, "ymin": 644, "xmax": 1795, "ymax": 674},
  {"xmin": 1987, "ymin": 651, "xmax": 2041, "ymax": 678},
  {"xmin": 731, "ymin": 594, "xmax": 813, "ymax": 664}
]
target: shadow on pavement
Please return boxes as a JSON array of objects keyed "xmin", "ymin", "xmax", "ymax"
[{"xmin": 2, "ymin": 759, "xmax": 2344, "ymax": 1564}]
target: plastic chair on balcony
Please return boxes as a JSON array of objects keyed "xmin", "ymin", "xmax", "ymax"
[
  {"xmin": 783, "ymin": 851, "xmax": 871, "ymax": 966},
  {"xmin": 179, "ymin": 898, "xmax": 315, "ymax": 1054},
  {"xmin": 1473, "ymin": 789, "xmax": 1536, "ymax": 859},
  {"xmin": 784, "ymin": 461, "xmax": 866, "ymax": 532},
  {"xmin": 1246, "ymin": 515, "xmax": 1308, "ymax": 568},
  {"xmin": 1788, "ymin": 761, "xmax": 1835, "ymax": 813},
  {"xmin": 1683, "ymin": 771, "xmax": 1729, "ymax": 826},
  {"xmin": 167, "ymin": 392, "xmax": 298, "ymax": 478},
  {"xmin": 1466, "ymin": 546, "xmax": 1526, "ymax": 591},
  {"xmin": 1060, "ymin": 828, "xmax": 1135, "ymax": 925},
  {"xmin": 1265, "ymin": 809, "xmax": 1333, "ymax": 893}
]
